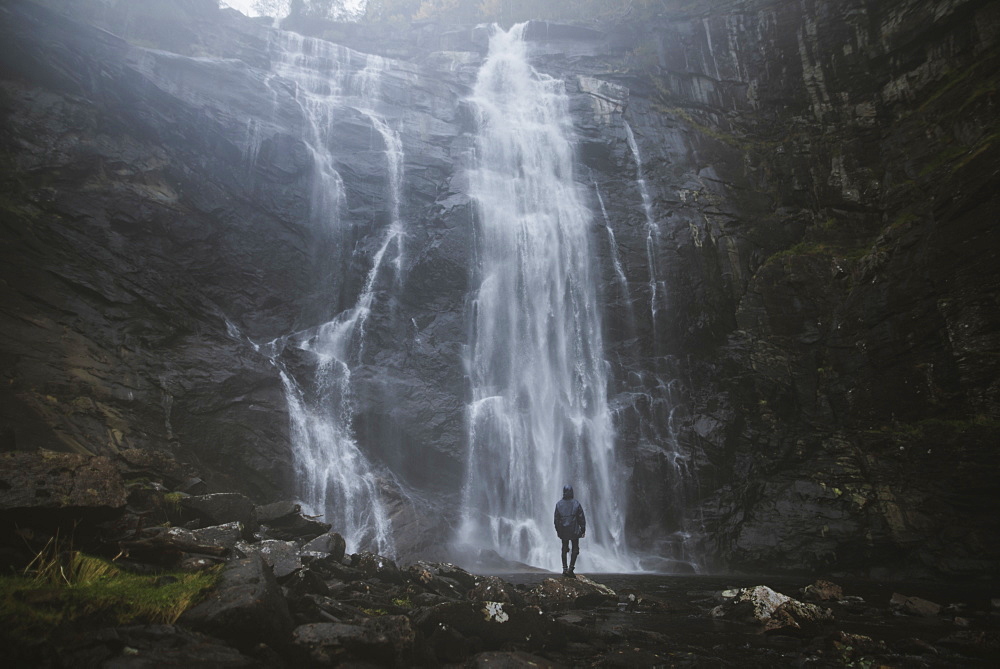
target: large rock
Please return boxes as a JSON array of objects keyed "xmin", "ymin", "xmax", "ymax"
[
  {"xmin": 711, "ymin": 585, "xmax": 833, "ymax": 634},
  {"xmin": 301, "ymin": 532, "xmax": 347, "ymax": 561},
  {"xmin": 180, "ymin": 553, "xmax": 293, "ymax": 649},
  {"xmin": 524, "ymin": 575, "xmax": 617, "ymax": 611},
  {"xmin": 0, "ymin": 451, "xmax": 126, "ymax": 513},
  {"xmin": 468, "ymin": 576, "xmax": 525, "ymax": 607},
  {"xmin": 0, "ymin": 452, "xmax": 127, "ymax": 540},
  {"xmin": 351, "ymin": 551, "xmax": 404, "ymax": 584},
  {"xmin": 256, "ymin": 501, "xmax": 331, "ymax": 541}
]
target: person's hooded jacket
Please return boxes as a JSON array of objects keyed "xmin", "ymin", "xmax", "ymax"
[{"xmin": 554, "ymin": 485, "xmax": 586, "ymax": 539}]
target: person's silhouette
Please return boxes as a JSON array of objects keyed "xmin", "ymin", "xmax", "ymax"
[{"xmin": 553, "ymin": 484, "xmax": 586, "ymax": 577}]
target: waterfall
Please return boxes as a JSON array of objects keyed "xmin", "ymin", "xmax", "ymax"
[
  {"xmin": 265, "ymin": 31, "xmax": 405, "ymax": 556},
  {"xmin": 623, "ymin": 122, "xmax": 661, "ymax": 333},
  {"xmin": 458, "ymin": 25, "xmax": 635, "ymax": 572}
]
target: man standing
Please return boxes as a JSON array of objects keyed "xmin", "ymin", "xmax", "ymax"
[{"xmin": 554, "ymin": 484, "xmax": 586, "ymax": 577}]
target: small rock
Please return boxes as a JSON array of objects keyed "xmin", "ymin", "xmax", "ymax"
[
  {"xmin": 890, "ymin": 592, "xmax": 942, "ymax": 617},
  {"xmin": 801, "ymin": 579, "xmax": 843, "ymax": 602}
]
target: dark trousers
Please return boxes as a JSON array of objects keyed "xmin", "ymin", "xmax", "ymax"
[{"xmin": 560, "ymin": 536, "xmax": 579, "ymax": 569}]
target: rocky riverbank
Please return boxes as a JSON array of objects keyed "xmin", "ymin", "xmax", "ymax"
[{"xmin": 2, "ymin": 450, "xmax": 998, "ymax": 667}]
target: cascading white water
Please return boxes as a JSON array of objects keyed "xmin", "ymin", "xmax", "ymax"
[
  {"xmin": 458, "ymin": 25, "xmax": 635, "ymax": 572},
  {"xmin": 265, "ymin": 32, "xmax": 405, "ymax": 556},
  {"xmin": 623, "ymin": 122, "xmax": 661, "ymax": 331}
]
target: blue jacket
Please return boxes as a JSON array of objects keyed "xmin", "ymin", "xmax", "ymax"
[{"xmin": 554, "ymin": 495, "xmax": 586, "ymax": 539}]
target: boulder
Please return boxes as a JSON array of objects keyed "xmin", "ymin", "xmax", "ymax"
[
  {"xmin": 404, "ymin": 561, "xmax": 476, "ymax": 599},
  {"xmin": 710, "ymin": 585, "xmax": 791, "ymax": 623},
  {"xmin": 256, "ymin": 500, "xmax": 331, "ymax": 541},
  {"xmin": 890, "ymin": 592, "xmax": 942, "ymax": 617},
  {"xmin": 180, "ymin": 493, "xmax": 257, "ymax": 531},
  {"xmin": 764, "ymin": 599, "xmax": 835, "ymax": 635},
  {"xmin": 301, "ymin": 532, "xmax": 347, "ymax": 561},
  {"xmin": 301, "ymin": 553, "xmax": 366, "ymax": 582},
  {"xmin": 524, "ymin": 575, "xmax": 617, "ymax": 611},
  {"xmin": 0, "ymin": 451, "xmax": 126, "ymax": 518},
  {"xmin": 711, "ymin": 585, "xmax": 833, "ymax": 634},
  {"xmin": 115, "ymin": 449, "xmax": 201, "ymax": 492},
  {"xmin": 186, "ymin": 523, "xmax": 245, "ymax": 551},
  {"xmin": 238, "ymin": 539, "xmax": 302, "ymax": 579},
  {"xmin": 292, "ymin": 616, "xmax": 414, "ymax": 666},
  {"xmin": 801, "ymin": 579, "xmax": 843, "ymax": 602},
  {"xmin": 351, "ymin": 551, "xmax": 404, "ymax": 584},
  {"xmin": 180, "ymin": 553, "xmax": 293, "ymax": 649},
  {"xmin": 468, "ymin": 576, "xmax": 525, "ymax": 607},
  {"xmin": 283, "ymin": 568, "xmax": 331, "ymax": 599}
]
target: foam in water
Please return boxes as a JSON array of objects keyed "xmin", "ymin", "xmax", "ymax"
[{"xmin": 458, "ymin": 24, "xmax": 636, "ymax": 573}]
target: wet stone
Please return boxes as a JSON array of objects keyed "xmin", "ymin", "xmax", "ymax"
[{"xmin": 181, "ymin": 494, "xmax": 257, "ymax": 531}]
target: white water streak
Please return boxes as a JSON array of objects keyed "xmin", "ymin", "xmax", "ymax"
[
  {"xmin": 267, "ymin": 32, "xmax": 405, "ymax": 556},
  {"xmin": 623, "ymin": 121, "xmax": 660, "ymax": 330}
]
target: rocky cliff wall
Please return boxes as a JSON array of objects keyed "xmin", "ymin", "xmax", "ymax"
[{"xmin": 0, "ymin": 0, "xmax": 997, "ymax": 577}]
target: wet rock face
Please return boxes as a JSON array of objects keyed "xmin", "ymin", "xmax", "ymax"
[{"xmin": 0, "ymin": 0, "xmax": 998, "ymax": 576}]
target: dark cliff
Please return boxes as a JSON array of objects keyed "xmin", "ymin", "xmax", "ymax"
[{"xmin": 0, "ymin": 0, "xmax": 997, "ymax": 577}]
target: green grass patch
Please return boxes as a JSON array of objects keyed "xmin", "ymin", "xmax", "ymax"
[{"xmin": 1, "ymin": 547, "xmax": 220, "ymax": 643}]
